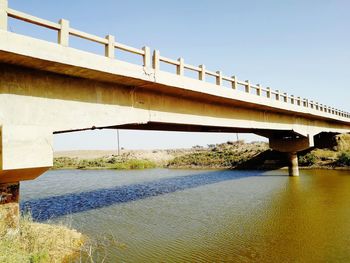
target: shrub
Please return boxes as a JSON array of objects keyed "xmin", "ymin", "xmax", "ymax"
[
  {"xmin": 337, "ymin": 152, "xmax": 350, "ymax": 166},
  {"xmin": 113, "ymin": 159, "xmax": 156, "ymax": 170},
  {"xmin": 298, "ymin": 153, "xmax": 317, "ymax": 166}
]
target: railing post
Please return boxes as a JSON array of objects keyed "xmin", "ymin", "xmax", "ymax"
[
  {"xmin": 216, "ymin": 71, "xmax": 222, "ymax": 86},
  {"xmin": 256, "ymin": 84, "xmax": 261, "ymax": 96},
  {"xmin": 105, "ymin": 35, "xmax": 115, "ymax": 59},
  {"xmin": 283, "ymin": 93, "xmax": 288, "ymax": 103},
  {"xmin": 0, "ymin": 0, "xmax": 7, "ymax": 31},
  {"xmin": 142, "ymin": 46, "xmax": 151, "ymax": 68},
  {"xmin": 290, "ymin": 95, "xmax": 295, "ymax": 104},
  {"xmin": 297, "ymin": 97, "xmax": 301, "ymax": 106},
  {"xmin": 231, "ymin": 76, "xmax": 237, "ymax": 90},
  {"xmin": 276, "ymin": 90, "xmax": 280, "ymax": 101},
  {"xmin": 199, "ymin": 65, "xmax": 206, "ymax": 81},
  {"xmin": 245, "ymin": 80, "xmax": 250, "ymax": 93},
  {"xmin": 177, "ymin": 58, "xmax": 184, "ymax": 76},
  {"xmin": 266, "ymin": 87, "xmax": 271, "ymax": 98},
  {"xmin": 58, "ymin": 19, "xmax": 69, "ymax": 46},
  {"xmin": 153, "ymin": 50, "xmax": 160, "ymax": 71}
]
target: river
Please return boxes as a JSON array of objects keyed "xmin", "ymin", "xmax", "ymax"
[{"xmin": 20, "ymin": 168, "xmax": 350, "ymax": 262}]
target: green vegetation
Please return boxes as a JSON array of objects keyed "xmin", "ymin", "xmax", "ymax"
[
  {"xmin": 0, "ymin": 214, "xmax": 83, "ymax": 263},
  {"xmin": 298, "ymin": 148, "xmax": 350, "ymax": 168},
  {"xmin": 111, "ymin": 159, "xmax": 157, "ymax": 169},
  {"xmin": 298, "ymin": 153, "xmax": 318, "ymax": 166},
  {"xmin": 54, "ymin": 156, "xmax": 157, "ymax": 170},
  {"xmin": 337, "ymin": 152, "xmax": 350, "ymax": 166}
]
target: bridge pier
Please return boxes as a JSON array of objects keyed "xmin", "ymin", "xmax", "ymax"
[
  {"xmin": 0, "ymin": 182, "xmax": 20, "ymax": 234},
  {"xmin": 287, "ymin": 152, "xmax": 299, "ymax": 177},
  {"xmin": 269, "ymin": 135, "xmax": 313, "ymax": 176}
]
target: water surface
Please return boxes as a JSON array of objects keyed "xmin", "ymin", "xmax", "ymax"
[{"xmin": 21, "ymin": 168, "xmax": 350, "ymax": 262}]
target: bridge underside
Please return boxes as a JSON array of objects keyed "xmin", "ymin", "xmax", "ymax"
[{"xmin": 58, "ymin": 121, "xmax": 299, "ymax": 138}]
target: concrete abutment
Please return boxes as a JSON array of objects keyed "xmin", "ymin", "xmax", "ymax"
[{"xmin": 0, "ymin": 125, "xmax": 52, "ymax": 232}]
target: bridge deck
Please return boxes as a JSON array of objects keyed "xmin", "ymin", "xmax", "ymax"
[
  {"xmin": 0, "ymin": 30, "xmax": 349, "ymax": 128},
  {"xmin": 0, "ymin": 3, "xmax": 349, "ymax": 125}
]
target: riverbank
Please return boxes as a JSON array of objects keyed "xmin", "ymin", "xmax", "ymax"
[
  {"xmin": 0, "ymin": 214, "xmax": 83, "ymax": 262},
  {"xmin": 53, "ymin": 141, "xmax": 269, "ymax": 170},
  {"xmin": 54, "ymin": 134, "xmax": 350, "ymax": 170},
  {"xmin": 54, "ymin": 148, "xmax": 196, "ymax": 170}
]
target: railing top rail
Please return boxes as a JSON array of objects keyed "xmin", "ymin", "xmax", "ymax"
[
  {"xmin": 159, "ymin": 56, "xmax": 180, "ymax": 66},
  {"xmin": 1, "ymin": 2, "xmax": 349, "ymax": 119},
  {"xmin": 7, "ymin": 8, "xmax": 60, "ymax": 30},
  {"xmin": 115, "ymin": 42, "xmax": 144, "ymax": 56},
  {"xmin": 69, "ymin": 28, "xmax": 107, "ymax": 45}
]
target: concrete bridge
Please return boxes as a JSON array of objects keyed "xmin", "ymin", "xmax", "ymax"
[{"xmin": 0, "ymin": 1, "xmax": 349, "ymax": 228}]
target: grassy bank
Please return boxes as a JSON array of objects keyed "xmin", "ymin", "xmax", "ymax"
[
  {"xmin": 297, "ymin": 134, "xmax": 350, "ymax": 169},
  {"xmin": 53, "ymin": 141, "xmax": 268, "ymax": 170},
  {"xmin": 299, "ymin": 149, "xmax": 350, "ymax": 168},
  {"xmin": 167, "ymin": 141, "xmax": 268, "ymax": 169},
  {"xmin": 54, "ymin": 156, "xmax": 157, "ymax": 170},
  {"xmin": 0, "ymin": 214, "xmax": 83, "ymax": 263},
  {"xmin": 167, "ymin": 134, "xmax": 350, "ymax": 170},
  {"xmin": 167, "ymin": 142, "xmax": 350, "ymax": 170},
  {"xmin": 53, "ymin": 134, "xmax": 350, "ymax": 171}
]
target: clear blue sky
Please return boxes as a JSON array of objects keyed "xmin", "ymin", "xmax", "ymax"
[{"xmin": 9, "ymin": 0, "xmax": 350, "ymax": 150}]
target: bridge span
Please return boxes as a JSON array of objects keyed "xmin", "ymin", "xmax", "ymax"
[{"xmin": 0, "ymin": 0, "xmax": 349, "ymax": 228}]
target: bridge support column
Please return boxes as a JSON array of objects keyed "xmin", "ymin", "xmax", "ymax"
[
  {"xmin": 288, "ymin": 152, "xmax": 299, "ymax": 177},
  {"xmin": 0, "ymin": 182, "xmax": 20, "ymax": 234},
  {"xmin": 269, "ymin": 135, "xmax": 313, "ymax": 177}
]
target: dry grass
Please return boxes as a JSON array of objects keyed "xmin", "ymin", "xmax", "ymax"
[
  {"xmin": 0, "ymin": 214, "xmax": 83, "ymax": 263},
  {"xmin": 167, "ymin": 141, "xmax": 269, "ymax": 168},
  {"xmin": 312, "ymin": 149, "xmax": 337, "ymax": 161},
  {"xmin": 335, "ymin": 134, "xmax": 350, "ymax": 152}
]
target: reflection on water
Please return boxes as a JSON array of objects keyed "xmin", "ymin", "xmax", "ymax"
[{"xmin": 21, "ymin": 168, "xmax": 350, "ymax": 262}]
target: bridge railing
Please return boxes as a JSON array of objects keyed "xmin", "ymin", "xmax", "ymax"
[{"xmin": 0, "ymin": 0, "xmax": 349, "ymax": 119}]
